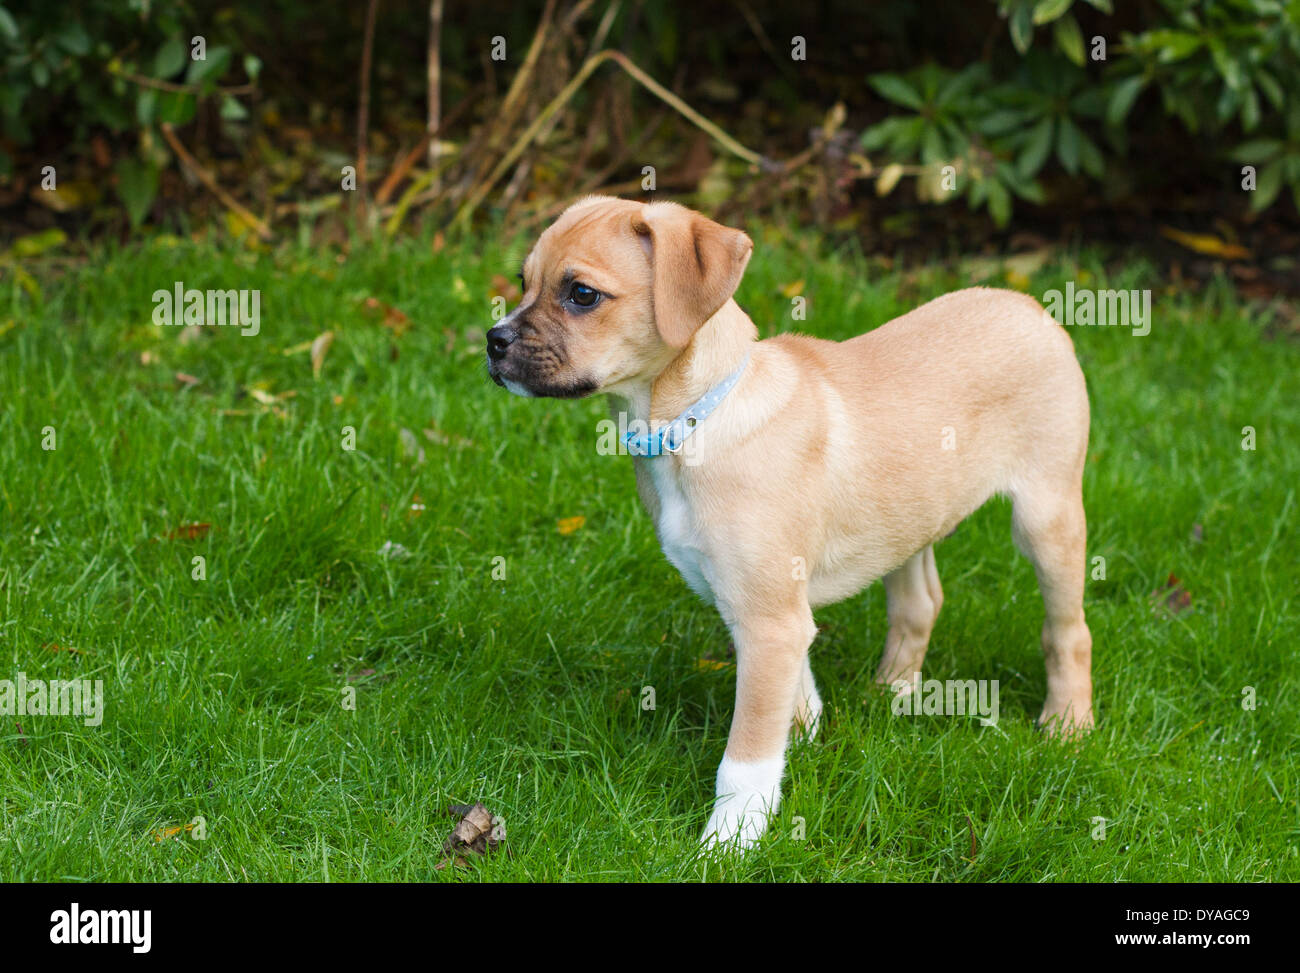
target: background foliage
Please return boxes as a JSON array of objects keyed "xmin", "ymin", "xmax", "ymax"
[{"xmin": 1, "ymin": 0, "xmax": 1298, "ymax": 249}]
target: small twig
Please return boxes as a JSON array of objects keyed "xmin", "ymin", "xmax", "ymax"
[
  {"xmin": 516, "ymin": 174, "xmax": 697, "ymax": 233},
  {"xmin": 106, "ymin": 64, "xmax": 256, "ymax": 96},
  {"xmin": 771, "ymin": 102, "xmax": 847, "ymax": 176},
  {"xmin": 427, "ymin": 0, "xmax": 445, "ymax": 185},
  {"xmin": 356, "ymin": 0, "xmax": 381, "ymax": 200},
  {"xmin": 489, "ymin": 0, "xmax": 558, "ymax": 154},
  {"xmin": 453, "ymin": 49, "xmax": 768, "ymax": 228},
  {"xmin": 732, "ymin": 0, "xmax": 798, "ymax": 83},
  {"xmin": 560, "ymin": 0, "xmax": 599, "ymax": 32},
  {"xmin": 572, "ymin": 102, "xmax": 668, "ymax": 196},
  {"xmin": 383, "ymin": 155, "xmax": 463, "ymax": 237},
  {"xmin": 160, "ymin": 123, "xmax": 271, "ymax": 240},
  {"xmin": 589, "ymin": 0, "xmax": 621, "ymax": 52},
  {"xmin": 375, "ymin": 89, "xmax": 477, "ymax": 213},
  {"xmin": 376, "ymin": 134, "xmax": 430, "ymax": 206}
]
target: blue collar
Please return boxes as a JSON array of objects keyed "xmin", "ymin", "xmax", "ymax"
[{"xmin": 623, "ymin": 355, "xmax": 750, "ymax": 458}]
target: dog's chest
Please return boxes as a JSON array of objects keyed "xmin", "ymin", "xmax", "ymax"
[{"xmin": 646, "ymin": 462, "xmax": 716, "ymax": 604}]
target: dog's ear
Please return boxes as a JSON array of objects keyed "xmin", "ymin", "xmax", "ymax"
[{"xmin": 631, "ymin": 203, "xmax": 753, "ymax": 349}]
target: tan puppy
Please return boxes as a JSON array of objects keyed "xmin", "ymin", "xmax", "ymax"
[{"xmin": 486, "ymin": 196, "xmax": 1093, "ymax": 850}]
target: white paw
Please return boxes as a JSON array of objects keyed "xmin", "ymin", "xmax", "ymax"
[{"xmin": 698, "ymin": 755, "xmax": 784, "ymax": 852}]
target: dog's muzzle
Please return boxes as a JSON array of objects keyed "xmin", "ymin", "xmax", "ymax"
[
  {"xmin": 485, "ymin": 324, "xmax": 518, "ymax": 387},
  {"xmin": 487, "ymin": 324, "xmax": 517, "ymax": 361}
]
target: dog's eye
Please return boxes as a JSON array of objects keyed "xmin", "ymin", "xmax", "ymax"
[{"xmin": 568, "ymin": 283, "xmax": 601, "ymax": 309}]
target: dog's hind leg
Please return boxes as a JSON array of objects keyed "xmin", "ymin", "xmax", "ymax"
[
  {"xmin": 1010, "ymin": 483, "xmax": 1094, "ymax": 735},
  {"xmin": 875, "ymin": 545, "xmax": 943, "ymax": 688},
  {"xmin": 792, "ymin": 654, "xmax": 822, "ymax": 740}
]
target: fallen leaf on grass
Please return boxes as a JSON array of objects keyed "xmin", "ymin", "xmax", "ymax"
[
  {"xmin": 310, "ymin": 330, "xmax": 334, "ymax": 378},
  {"xmin": 43, "ymin": 642, "xmax": 87, "ymax": 655},
  {"xmin": 557, "ymin": 516, "xmax": 585, "ymax": 535},
  {"xmin": 1151, "ymin": 573, "xmax": 1192, "ymax": 615},
  {"xmin": 152, "ymin": 822, "xmax": 196, "ymax": 843},
  {"xmin": 436, "ymin": 802, "xmax": 503, "ymax": 869},
  {"xmin": 694, "ymin": 657, "xmax": 731, "ymax": 672},
  {"xmin": 245, "ymin": 386, "xmax": 297, "ymax": 406},
  {"xmin": 423, "ymin": 423, "xmax": 475, "ymax": 448},
  {"xmin": 360, "ymin": 297, "xmax": 412, "ymax": 336},
  {"xmin": 165, "ymin": 523, "xmax": 211, "ymax": 541},
  {"xmin": 378, "ymin": 541, "xmax": 411, "ymax": 560},
  {"xmin": 174, "ymin": 372, "xmax": 201, "ymax": 387},
  {"xmin": 399, "ymin": 427, "xmax": 426, "ymax": 464},
  {"xmin": 1159, "ymin": 226, "xmax": 1251, "ymax": 260}
]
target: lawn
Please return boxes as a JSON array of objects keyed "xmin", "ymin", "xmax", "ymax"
[{"xmin": 1, "ymin": 225, "xmax": 1296, "ymax": 881}]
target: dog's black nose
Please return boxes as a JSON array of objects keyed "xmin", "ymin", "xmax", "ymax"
[{"xmin": 487, "ymin": 325, "xmax": 518, "ymax": 361}]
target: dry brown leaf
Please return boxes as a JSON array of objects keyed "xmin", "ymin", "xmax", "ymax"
[
  {"xmin": 1159, "ymin": 226, "xmax": 1251, "ymax": 260},
  {"xmin": 310, "ymin": 330, "xmax": 334, "ymax": 379},
  {"xmin": 245, "ymin": 387, "xmax": 296, "ymax": 406},
  {"xmin": 557, "ymin": 515, "xmax": 585, "ymax": 535},
  {"xmin": 1151, "ymin": 573, "xmax": 1192, "ymax": 615},
  {"xmin": 152, "ymin": 823, "xmax": 195, "ymax": 843},
  {"xmin": 436, "ymin": 802, "xmax": 503, "ymax": 869},
  {"xmin": 361, "ymin": 297, "xmax": 412, "ymax": 336},
  {"xmin": 165, "ymin": 523, "xmax": 211, "ymax": 541},
  {"xmin": 43, "ymin": 642, "xmax": 86, "ymax": 655}
]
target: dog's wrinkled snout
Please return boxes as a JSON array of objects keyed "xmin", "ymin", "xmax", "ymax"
[{"xmin": 486, "ymin": 324, "xmax": 518, "ymax": 361}]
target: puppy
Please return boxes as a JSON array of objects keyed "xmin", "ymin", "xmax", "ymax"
[{"xmin": 486, "ymin": 196, "xmax": 1093, "ymax": 849}]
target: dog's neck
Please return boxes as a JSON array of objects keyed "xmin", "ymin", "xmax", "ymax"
[{"xmin": 613, "ymin": 299, "xmax": 758, "ymax": 428}]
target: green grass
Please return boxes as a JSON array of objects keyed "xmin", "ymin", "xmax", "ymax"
[{"xmin": 1, "ymin": 225, "xmax": 1297, "ymax": 882}]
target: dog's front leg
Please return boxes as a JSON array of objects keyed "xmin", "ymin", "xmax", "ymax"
[{"xmin": 701, "ymin": 606, "xmax": 816, "ymax": 851}]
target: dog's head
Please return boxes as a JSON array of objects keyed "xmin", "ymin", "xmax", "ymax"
[{"xmin": 486, "ymin": 197, "xmax": 752, "ymax": 398}]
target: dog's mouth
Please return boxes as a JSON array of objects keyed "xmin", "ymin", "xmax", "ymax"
[{"xmin": 486, "ymin": 356, "xmax": 597, "ymax": 400}]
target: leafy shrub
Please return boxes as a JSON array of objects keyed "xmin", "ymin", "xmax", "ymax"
[
  {"xmin": 0, "ymin": 0, "xmax": 257, "ymax": 223},
  {"xmin": 862, "ymin": 0, "xmax": 1300, "ymax": 223}
]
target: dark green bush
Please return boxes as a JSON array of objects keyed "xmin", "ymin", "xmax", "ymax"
[
  {"xmin": 0, "ymin": 0, "xmax": 257, "ymax": 222},
  {"xmin": 863, "ymin": 0, "xmax": 1300, "ymax": 222}
]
